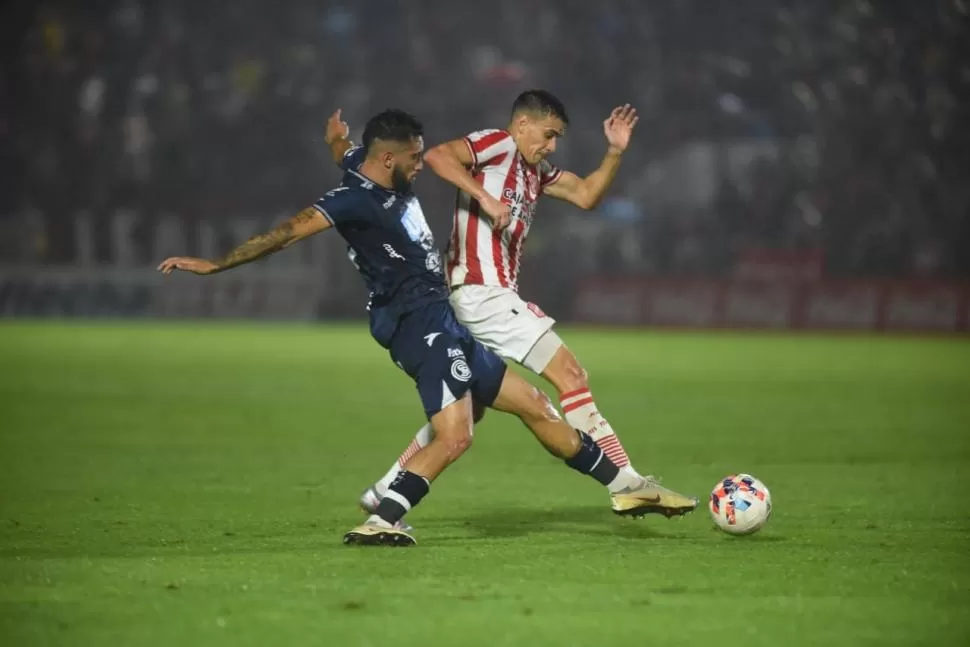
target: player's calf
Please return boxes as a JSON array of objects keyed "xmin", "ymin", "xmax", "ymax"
[
  {"xmin": 542, "ymin": 344, "xmax": 637, "ymax": 477},
  {"xmin": 490, "ymin": 371, "xmax": 640, "ymax": 492},
  {"xmin": 367, "ymin": 399, "xmax": 487, "ymax": 503},
  {"xmin": 349, "ymin": 395, "xmax": 475, "ymax": 545}
]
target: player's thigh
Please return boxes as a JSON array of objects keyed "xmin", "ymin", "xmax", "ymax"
[
  {"xmin": 489, "ymin": 369, "xmax": 560, "ymax": 423},
  {"xmin": 461, "ymin": 335, "xmax": 507, "ymax": 413},
  {"xmin": 450, "ymin": 286, "xmax": 556, "ymax": 368}
]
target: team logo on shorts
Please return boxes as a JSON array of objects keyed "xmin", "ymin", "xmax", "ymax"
[
  {"xmin": 450, "ymin": 358, "xmax": 471, "ymax": 382},
  {"xmin": 527, "ymin": 302, "xmax": 547, "ymax": 318}
]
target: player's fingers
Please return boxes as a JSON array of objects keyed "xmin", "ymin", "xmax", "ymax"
[{"xmin": 630, "ymin": 116, "xmax": 640, "ymax": 128}]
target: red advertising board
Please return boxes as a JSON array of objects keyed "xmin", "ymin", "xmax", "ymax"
[{"xmin": 572, "ymin": 277, "xmax": 970, "ymax": 333}]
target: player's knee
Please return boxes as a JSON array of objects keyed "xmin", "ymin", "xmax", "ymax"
[
  {"xmin": 446, "ymin": 432, "xmax": 473, "ymax": 460},
  {"xmin": 519, "ymin": 387, "xmax": 562, "ymax": 425},
  {"xmin": 560, "ymin": 358, "xmax": 589, "ymax": 392},
  {"xmin": 437, "ymin": 428, "xmax": 473, "ymax": 462}
]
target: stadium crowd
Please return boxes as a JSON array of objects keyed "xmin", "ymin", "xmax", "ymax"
[{"xmin": 4, "ymin": 0, "xmax": 968, "ymax": 278}]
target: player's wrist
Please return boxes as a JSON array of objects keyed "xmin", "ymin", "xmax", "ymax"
[{"xmin": 606, "ymin": 145, "xmax": 625, "ymax": 157}]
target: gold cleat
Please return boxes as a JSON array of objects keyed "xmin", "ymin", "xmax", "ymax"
[
  {"xmin": 343, "ymin": 523, "xmax": 416, "ymax": 547},
  {"xmin": 611, "ymin": 477, "xmax": 699, "ymax": 519}
]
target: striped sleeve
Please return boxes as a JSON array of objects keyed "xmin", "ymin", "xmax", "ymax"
[
  {"xmin": 538, "ymin": 159, "xmax": 563, "ymax": 190},
  {"xmin": 463, "ymin": 129, "xmax": 515, "ymax": 168}
]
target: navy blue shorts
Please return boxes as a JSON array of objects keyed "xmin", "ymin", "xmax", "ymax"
[{"xmin": 388, "ymin": 301, "xmax": 507, "ymax": 419}]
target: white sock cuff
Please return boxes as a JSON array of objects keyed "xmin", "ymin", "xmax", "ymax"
[{"xmin": 383, "ymin": 489, "xmax": 412, "ymax": 512}]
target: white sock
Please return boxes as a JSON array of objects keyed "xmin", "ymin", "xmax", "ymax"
[
  {"xmin": 366, "ymin": 515, "xmax": 392, "ymax": 528},
  {"xmin": 605, "ymin": 469, "xmax": 643, "ymax": 493},
  {"xmin": 560, "ymin": 388, "xmax": 642, "ymax": 488},
  {"xmin": 374, "ymin": 423, "xmax": 435, "ymax": 496}
]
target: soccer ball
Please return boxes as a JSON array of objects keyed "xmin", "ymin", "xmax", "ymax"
[{"xmin": 709, "ymin": 474, "xmax": 772, "ymax": 535}]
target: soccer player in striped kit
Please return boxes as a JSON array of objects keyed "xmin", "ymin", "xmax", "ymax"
[{"xmin": 348, "ymin": 91, "xmax": 698, "ymax": 526}]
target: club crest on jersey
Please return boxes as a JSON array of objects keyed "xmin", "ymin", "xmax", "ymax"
[{"xmin": 425, "ymin": 249, "xmax": 442, "ymax": 273}]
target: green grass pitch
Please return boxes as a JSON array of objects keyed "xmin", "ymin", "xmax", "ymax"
[{"xmin": 1, "ymin": 321, "xmax": 968, "ymax": 646}]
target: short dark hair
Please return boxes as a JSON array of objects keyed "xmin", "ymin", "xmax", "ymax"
[
  {"xmin": 511, "ymin": 90, "xmax": 569, "ymax": 126},
  {"xmin": 362, "ymin": 109, "xmax": 424, "ymax": 153}
]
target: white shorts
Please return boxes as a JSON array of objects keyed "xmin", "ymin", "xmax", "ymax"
[{"xmin": 449, "ymin": 285, "xmax": 559, "ymax": 373}]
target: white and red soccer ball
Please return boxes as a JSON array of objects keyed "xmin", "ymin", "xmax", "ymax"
[{"xmin": 709, "ymin": 474, "xmax": 772, "ymax": 535}]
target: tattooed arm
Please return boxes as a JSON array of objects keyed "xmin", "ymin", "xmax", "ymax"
[{"xmin": 157, "ymin": 207, "xmax": 330, "ymax": 275}]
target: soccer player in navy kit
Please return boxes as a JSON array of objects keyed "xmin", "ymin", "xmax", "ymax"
[{"xmin": 159, "ymin": 110, "xmax": 673, "ymax": 547}]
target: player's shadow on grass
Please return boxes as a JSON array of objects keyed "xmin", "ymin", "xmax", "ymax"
[{"xmin": 424, "ymin": 505, "xmax": 694, "ymax": 541}]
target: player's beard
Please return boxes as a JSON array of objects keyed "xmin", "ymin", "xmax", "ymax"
[{"xmin": 391, "ymin": 166, "xmax": 413, "ymax": 193}]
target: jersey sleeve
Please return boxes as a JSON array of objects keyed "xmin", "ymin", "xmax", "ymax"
[
  {"xmin": 463, "ymin": 129, "xmax": 516, "ymax": 168},
  {"xmin": 312, "ymin": 187, "xmax": 364, "ymax": 226},
  {"xmin": 339, "ymin": 145, "xmax": 366, "ymax": 172},
  {"xmin": 538, "ymin": 158, "xmax": 563, "ymax": 190}
]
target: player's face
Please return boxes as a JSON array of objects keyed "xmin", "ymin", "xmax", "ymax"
[
  {"xmin": 389, "ymin": 137, "xmax": 425, "ymax": 193},
  {"xmin": 514, "ymin": 114, "xmax": 565, "ymax": 165}
]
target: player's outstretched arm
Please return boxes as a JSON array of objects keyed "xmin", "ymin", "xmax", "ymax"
[
  {"xmin": 157, "ymin": 207, "xmax": 331, "ymax": 275},
  {"xmin": 424, "ymin": 139, "xmax": 511, "ymax": 230},
  {"xmin": 543, "ymin": 104, "xmax": 639, "ymax": 210},
  {"xmin": 325, "ymin": 109, "xmax": 354, "ymax": 165}
]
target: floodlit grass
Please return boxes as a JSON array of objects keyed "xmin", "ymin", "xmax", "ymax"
[{"xmin": 1, "ymin": 322, "xmax": 968, "ymax": 646}]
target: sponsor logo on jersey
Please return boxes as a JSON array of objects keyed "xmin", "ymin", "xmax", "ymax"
[{"xmin": 383, "ymin": 243, "xmax": 405, "ymax": 260}]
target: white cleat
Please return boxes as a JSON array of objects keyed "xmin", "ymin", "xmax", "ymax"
[{"xmin": 358, "ymin": 486, "xmax": 415, "ymax": 533}]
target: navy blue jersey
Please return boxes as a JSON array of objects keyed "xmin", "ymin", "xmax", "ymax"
[{"xmin": 313, "ymin": 146, "xmax": 449, "ymax": 347}]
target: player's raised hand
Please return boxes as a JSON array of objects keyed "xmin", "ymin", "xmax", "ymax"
[
  {"xmin": 603, "ymin": 104, "xmax": 639, "ymax": 153},
  {"xmin": 479, "ymin": 194, "xmax": 512, "ymax": 230},
  {"xmin": 325, "ymin": 109, "xmax": 350, "ymax": 144},
  {"xmin": 156, "ymin": 257, "xmax": 219, "ymax": 276}
]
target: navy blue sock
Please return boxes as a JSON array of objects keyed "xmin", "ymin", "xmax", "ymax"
[
  {"xmin": 565, "ymin": 430, "xmax": 620, "ymax": 486},
  {"xmin": 374, "ymin": 470, "xmax": 429, "ymax": 525}
]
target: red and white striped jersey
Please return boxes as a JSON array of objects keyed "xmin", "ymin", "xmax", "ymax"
[{"xmin": 446, "ymin": 129, "xmax": 562, "ymax": 291}]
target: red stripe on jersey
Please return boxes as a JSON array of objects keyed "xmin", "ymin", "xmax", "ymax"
[
  {"xmin": 493, "ymin": 155, "xmax": 520, "ymax": 286},
  {"xmin": 506, "ymin": 218, "xmax": 526, "ymax": 286},
  {"xmin": 471, "ymin": 131, "xmax": 511, "ymax": 165},
  {"xmin": 465, "ymin": 198, "xmax": 484, "ymax": 284},
  {"xmin": 562, "ymin": 397, "xmax": 595, "ymax": 414},
  {"xmin": 487, "ymin": 152, "xmax": 509, "ymax": 170},
  {"xmin": 491, "ymin": 229, "xmax": 508, "ymax": 288}
]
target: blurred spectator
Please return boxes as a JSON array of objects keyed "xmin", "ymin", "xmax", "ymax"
[{"xmin": 4, "ymin": 0, "xmax": 968, "ymax": 279}]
